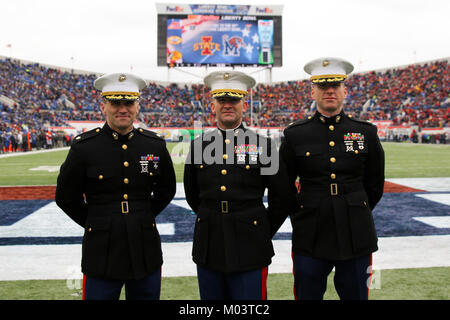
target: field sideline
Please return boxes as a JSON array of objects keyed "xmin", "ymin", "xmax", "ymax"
[
  {"xmin": 1, "ymin": 142, "xmax": 450, "ymax": 184},
  {"xmin": 0, "ymin": 142, "xmax": 449, "ymax": 300}
]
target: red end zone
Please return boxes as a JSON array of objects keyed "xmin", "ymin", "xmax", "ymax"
[
  {"xmin": 383, "ymin": 181, "xmax": 425, "ymax": 193},
  {"xmin": 0, "ymin": 181, "xmax": 424, "ymax": 201},
  {"xmin": 0, "ymin": 186, "xmax": 57, "ymax": 200}
]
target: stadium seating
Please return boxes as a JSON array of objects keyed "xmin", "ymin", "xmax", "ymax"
[{"xmin": 0, "ymin": 56, "xmax": 448, "ymax": 150}]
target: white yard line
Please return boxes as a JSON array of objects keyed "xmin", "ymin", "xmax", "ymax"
[
  {"xmin": 0, "ymin": 147, "xmax": 69, "ymax": 159},
  {"xmin": 386, "ymin": 177, "xmax": 450, "ymax": 192},
  {"xmin": 1, "ymin": 236, "xmax": 449, "ymax": 281}
]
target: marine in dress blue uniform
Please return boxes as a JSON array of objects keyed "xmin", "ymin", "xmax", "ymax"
[
  {"xmin": 184, "ymin": 71, "xmax": 295, "ymax": 300},
  {"xmin": 279, "ymin": 58, "xmax": 385, "ymax": 300},
  {"xmin": 55, "ymin": 73, "xmax": 176, "ymax": 300}
]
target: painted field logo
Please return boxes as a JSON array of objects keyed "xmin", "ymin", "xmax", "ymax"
[{"xmin": 193, "ymin": 36, "xmax": 220, "ymax": 55}]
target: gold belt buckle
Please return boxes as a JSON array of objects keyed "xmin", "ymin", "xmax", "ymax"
[
  {"xmin": 330, "ymin": 183, "xmax": 338, "ymax": 195},
  {"xmin": 121, "ymin": 201, "xmax": 129, "ymax": 214},
  {"xmin": 221, "ymin": 201, "xmax": 229, "ymax": 214}
]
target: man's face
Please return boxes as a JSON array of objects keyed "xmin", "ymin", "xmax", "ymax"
[
  {"xmin": 211, "ymin": 97, "xmax": 247, "ymax": 129},
  {"xmin": 101, "ymin": 100, "xmax": 139, "ymax": 134},
  {"xmin": 311, "ymin": 82, "xmax": 348, "ymax": 116}
]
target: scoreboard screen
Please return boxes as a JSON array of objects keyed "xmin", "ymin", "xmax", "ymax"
[{"xmin": 157, "ymin": 4, "xmax": 283, "ymax": 67}]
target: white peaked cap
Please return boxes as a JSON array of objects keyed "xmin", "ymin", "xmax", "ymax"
[
  {"xmin": 204, "ymin": 71, "xmax": 256, "ymax": 99},
  {"xmin": 304, "ymin": 57, "xmax": 354, "ymax": 83},
  {"xmin": 94, "ymin": 73, "xmax": 147, "ymax": 100}
]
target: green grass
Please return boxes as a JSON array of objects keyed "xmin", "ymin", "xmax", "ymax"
[
  {"xmin": 167, "ymin": 142, "xmax": 189, "ymax": 182},
  {"xmin": 383, "ymin": 142, "xmax": 450, "ymax": 178},
  {"xmin": 0, "ymin": 143, "xmax": 189, "ymax": 185},
  {"xmin": 0, "ymin": 142, "xmax": 449, "ymax": 186},
  {"xmin": 0, "ymin": 150, "xmax": 69, "ymax": 186},
  {"xmin": 1, "ymin": 268, "xmax": 448, "ymax": 300}
]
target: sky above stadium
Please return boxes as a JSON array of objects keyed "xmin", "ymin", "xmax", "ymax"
[{"xmin": 1, "ymin": 0, "xmax": 449, "ymax": 83}]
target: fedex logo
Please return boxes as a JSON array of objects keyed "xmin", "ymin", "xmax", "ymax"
[
  {"xmin": 255, "ymin": 7, "xmax": 273, "ymax": 14},
  {"xmin": 166, "ymin": 6, "xmax": 184, "ymax": 13}
]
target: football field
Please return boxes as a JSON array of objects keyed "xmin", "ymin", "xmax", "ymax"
[{"xmin": 0, "ymin": 142, "xmax": 449, "ymax": 300}]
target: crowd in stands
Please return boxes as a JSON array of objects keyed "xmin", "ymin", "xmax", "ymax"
[
  {"xmin": 0, "ymin": 127, "xmax": 71, "ymax": 154},
  {"xmin": 0, "ymin": 56, "xmax": 448, "ymax": 151}
]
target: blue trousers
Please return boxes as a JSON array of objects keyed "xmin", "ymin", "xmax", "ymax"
[
  {"xmin": 293, "ymin": 253, "xmax": 372, "ymax": 300},
  {"xmin": 197, "ymin": 265, "xmax": 268, "ymax": 300},
  {"xmin": 83, "ymin": 269, "xmax": 161, "ymax": 300}
]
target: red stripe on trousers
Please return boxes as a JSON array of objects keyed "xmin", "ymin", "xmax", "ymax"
[
  {"xmin": 261, "ymin": 267, "xmax": 268, "ymax": 300},
  {"xmin": 291, "ymin": 251, "xmax": 298, "ymax": 300},
  {"xmin": 82, "ymin": 274, "xmax": 86, "ymax": 300}
]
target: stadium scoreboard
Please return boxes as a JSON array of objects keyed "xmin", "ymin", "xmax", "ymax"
[{"xmin": 156, "ymin": 3, "xmax": 283, "ymax": 67}]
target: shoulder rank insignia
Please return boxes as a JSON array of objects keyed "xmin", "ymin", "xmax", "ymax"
[
  {"xmin": 72, "ymin": 127, "xmax": 101, "ymax": 144},
  {"xmin": 137, "ymin": 128, "xmax": 165, "ymax": 141},
  {"xmin": 346, "ymin": 114, "xmax": 375, "ymax": 126},
  {"xmin": 285, "ymin": 116, "xmax": 314, "ymax": 130}
]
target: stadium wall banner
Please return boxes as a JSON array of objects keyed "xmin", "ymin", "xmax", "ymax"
[
  {"xmin": 419, "ymin": 127, "xmax": 450, "ymax": 135},
  {"xmin": 155, "ymin": 4, "xmax": 284, "ymax": 17},
  {"xmin": 147, "ymin": 127, "xmax": 284, "ymax": 141},
  {"xmin": 380, "ymin": 124, "xmax": 449, "ymax": 139},
  {"xmin": 51, "ymin": 122, "xmax": 283, "ymax": 142},
  {"xmin": 52, "ymin": 121, "xmax": 448, "ymax": 142},
  {"xmin": 372, "ymin": 120, "xmax": 393, "ymax": 140}
]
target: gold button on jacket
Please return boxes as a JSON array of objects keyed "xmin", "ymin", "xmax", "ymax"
[
  {"xmin": 279, "ymin": 110, "xmax": 385, "ymax": 261},
  {"xmin": 183, "ymin": 124, "xmax": 296, "ymax": 274},
  {"xmin": 55, "ymin": 123, "xmax": 177, "ymax": 280}
]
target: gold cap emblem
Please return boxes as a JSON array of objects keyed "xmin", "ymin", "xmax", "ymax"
[
  {"xmin": 223, "ymin": 73, "xmax": 230, "ymax": 80},
  {"xmin": 118, "ymin": 74, "xmax": 127, "ymax": 82},
  {"xmin": 322, "ymin": 60, "xmax": 330, "ymax": 67}
]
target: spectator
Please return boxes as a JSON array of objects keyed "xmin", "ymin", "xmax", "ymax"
[{"xmin": 0, "ymin": 57, "xmax": 448, "ymax": 150}]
